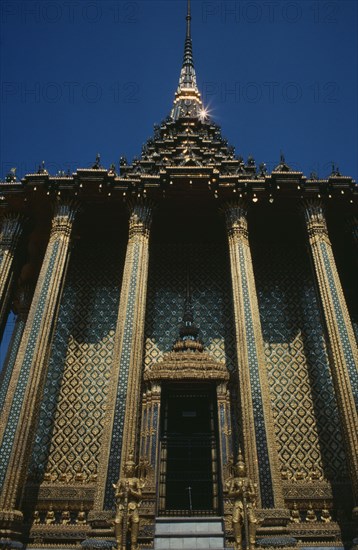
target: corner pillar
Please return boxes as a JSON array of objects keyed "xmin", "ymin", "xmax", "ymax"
[
  {"xmin": 0, "ymin": 214, "xmax": 24, "ymax": 333},
  {"xmin": 224, "ymin": 201, "xmax": 284, "ymax": 509},
  {"xmin": 303, "ymin": 200, "xmax": 358, "ymax": 500},
  {"xmin": 0, "ymin": 200, "xmax": 79, "ymax": 535},
  {"xmin": 0, "ymin": 284, "xmax": 33, "ymax": 413},
  {"xmin": 94, "ymin": 200, "xmax": 153, "ymax": 512}
]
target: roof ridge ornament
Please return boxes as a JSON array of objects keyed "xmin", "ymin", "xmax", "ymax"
[{"xmin": 273, "ymin": 151, "xmax": 291, "ymax": 173}]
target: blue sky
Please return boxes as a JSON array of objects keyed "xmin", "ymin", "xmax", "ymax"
[{"xmin": 1, "ymin": 0, "xmax": 357, "ymax": 181}]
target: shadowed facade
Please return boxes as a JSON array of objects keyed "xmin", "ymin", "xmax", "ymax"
[{"xmin": 0, "ymin": 2, "xmax": 357, "ymax": 549}]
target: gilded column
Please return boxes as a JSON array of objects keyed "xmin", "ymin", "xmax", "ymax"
[
  {"xmin": 224, "ymin": 201, "xmax": 283, "ymax": 508},
  {"xmin": 95, "ymin": 200, "xmax": 152, "ymax": 510},
  {"xmin": 0, "ymin": 200, "xmax": 78, "ymax": 533},
  {"xmin": 304, "ymin": 200, "xmax": 358, "ymax": 498},
  {"xmin": 0, "ymin": 213, "xmax": 24, "ymax": 333}
]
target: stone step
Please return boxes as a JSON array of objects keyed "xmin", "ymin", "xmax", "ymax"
[
  {"xmin": 154, "ymin": 517, "xmax": 225, "ymax": 549},
  {"xmin": 154, "ymin": 537, "xmax": 224, "ymax": 548},
  {"xmin": 155, "ymin": 520, "xmax": 223, "ymax": 536}
]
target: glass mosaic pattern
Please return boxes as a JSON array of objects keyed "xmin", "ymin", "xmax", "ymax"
[
  {"xmin": 144, "ymin": 243, "xmax": 236, "ymax": 372},
  {"xmin": 28, "ymin": 240, "xmax": 124, "ymax": 482},
  {"xmin": 253, "ymin": 242, "xmax": 348, "ymax": 480},
  {"xmin": 354, "ymin": 321, "xmax": 358, "ymax": 347}
]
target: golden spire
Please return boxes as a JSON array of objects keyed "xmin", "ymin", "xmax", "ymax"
[{"xmin": 170, "ymin": 0, "xmax": 205, "ymax": 121}]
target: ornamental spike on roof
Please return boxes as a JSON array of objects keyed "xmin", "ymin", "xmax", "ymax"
[{"xmin": 170, "ymin": 0, "xmax": 205, "ymax": 121}]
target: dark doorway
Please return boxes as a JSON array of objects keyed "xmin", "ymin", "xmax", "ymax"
[{"xmin": 159, "ymin": 384, "xmax": 220, "ymax": 515}]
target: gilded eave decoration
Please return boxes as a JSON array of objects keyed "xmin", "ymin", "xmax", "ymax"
[{"xmin": 144, "ymin": 350, "xmax": 229, "ymax": 382}]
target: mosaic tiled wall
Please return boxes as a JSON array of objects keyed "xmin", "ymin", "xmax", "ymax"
[
  {"xmin": 353, "ymin": 322, "xmax": 358, "ymax": 348},
  {"xmin": 253, "ymin": 242, "xmax": 348, "ymax": 481},
  {"xmin": 144, "ymin": 243, "xmax": 236, "ymax": 372},
  {"xmin": 28, "ymin": 240, "xmax": 124, "ymax": 482}
]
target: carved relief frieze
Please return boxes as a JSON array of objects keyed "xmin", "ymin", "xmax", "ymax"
[
  {"xmin": 25, "ymin": 484, "xmax": 96, "ymax": 503},
  {"xmin": 283, "ymin": 481, "xmax": 333, "ymax": 501}
]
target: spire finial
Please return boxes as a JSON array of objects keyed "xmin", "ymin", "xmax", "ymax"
[
  {"xmin": 182, "ymin": 0, "xmax": 194, "ymax": 70},
  {"xmin": 186, "ymin": 0, "xmax": 191, "ymax": 39},
  {"xmin": 170, "ymin": 0, "xmax": 205, "ymax": 121}
]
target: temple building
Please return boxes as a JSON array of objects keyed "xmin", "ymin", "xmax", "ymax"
[{"xmin": 0, "ymin": 2, "xmax": 357, "ymax": 549}]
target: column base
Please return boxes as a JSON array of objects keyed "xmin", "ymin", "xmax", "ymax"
[
  {"xmin": 80, "ymin": 539, "xmax": 116, "ymax": 550},
  {"xmin": 257, "ymin": 509, "xmax": 291, "ymax": 531},
  {"xmin": 257, "ymin": 535, "xmax": 298, "ymax": 550},
  {"xmin": 87, "ymin": 510, "xmax": 114, "ymax": 531},
  {"xmin": 88, "ymin": 505, "xmax": 155, "ymax": 549},
  {"xmin": 0, "ymin": 510, "xmax": 23, "ymax": 539},
  {"xmin": 224, "ymin": 508, "xmax": 291, "ymax": 543}
]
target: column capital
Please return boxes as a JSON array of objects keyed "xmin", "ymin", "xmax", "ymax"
[
  {"xmin": 0, "ymin": 214, "xmax": 24, "ymax": 248},
  {"xmin": 222, "ymin": 201, "xmax": 248, "ymax": 239},
  {"xmin": 128, "ymin": 199, "xmax": 153, "ymax": 238},
  {"xmin": 302, "ymin": 199, "xmax": 329, "ymax": 240},
  {"xmin": 50, "ymin": 199, "xmax": 80, "ymax": 238}
]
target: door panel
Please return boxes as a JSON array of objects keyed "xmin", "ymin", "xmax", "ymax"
[{"xmin": 159, "ymin": 385, "xmax": 220, "ymax": 515}]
